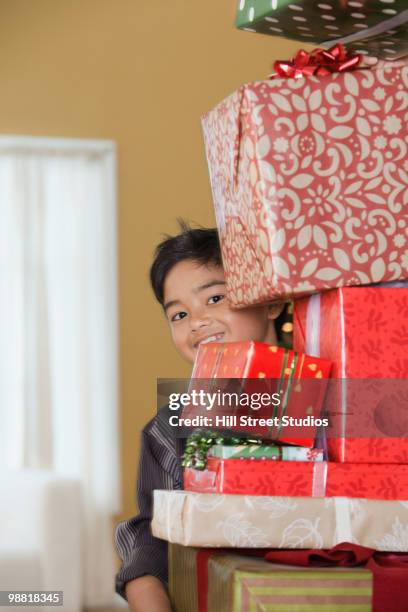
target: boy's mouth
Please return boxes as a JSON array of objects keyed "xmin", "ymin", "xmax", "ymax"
[{"xmin": 194, "ymin": 332, "xmax": 224, "ymax": 348}]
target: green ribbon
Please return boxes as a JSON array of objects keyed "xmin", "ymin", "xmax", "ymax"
[{"xmin": 182, "ymin": 429, "xmax": 262, "ymax": 470}]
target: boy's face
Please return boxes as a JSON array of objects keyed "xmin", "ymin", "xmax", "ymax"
[{"xmin": 163, "ymin": 259, "xmax": 282, "ymax": 364}]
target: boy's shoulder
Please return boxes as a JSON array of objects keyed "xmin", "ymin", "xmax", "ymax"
[
  {"xmin": 143, "ymin": 406, "xmax": 184, "ymax": 472},
  {"xmin": 142, "ymin": 405, "xmax": 184, "ymax": 463},
  {"xmin": 143, "ymin": 404, "xmax": 174, "ymax": 437}
]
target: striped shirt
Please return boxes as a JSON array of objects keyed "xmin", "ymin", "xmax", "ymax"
[{"xmin": 114, "ymin": 406, "xmax": 184, "ymax": 600}]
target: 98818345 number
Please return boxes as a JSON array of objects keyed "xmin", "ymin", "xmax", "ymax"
[{"xmin": 0, "ymin": 591, "xmax": 63, "ymax": 606}]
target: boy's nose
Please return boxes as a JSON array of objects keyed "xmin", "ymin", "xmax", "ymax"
[{"xmin": 190, "ymin": 312, "xmax": 211, "ymax": 332}]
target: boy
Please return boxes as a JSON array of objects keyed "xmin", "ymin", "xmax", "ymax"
[{"xmin": 115, "ymin": 224, "xmax": 283, "ymax": 611}]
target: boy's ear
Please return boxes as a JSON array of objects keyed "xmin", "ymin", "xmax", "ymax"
[{"xmin": 267, "ymin": 302, "xmax": 285, "ymax": 321}]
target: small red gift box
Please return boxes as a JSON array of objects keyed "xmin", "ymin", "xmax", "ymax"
[
  {"xmin": 184, "ymin": 457, "xmax": 408, "ymax": 500},
  {"xmin": 294, "ymin": 286, "xmax": 408, "ymax": 462},
  {"xmin": 202, "ymin": 61, "xmax": 408, "ymax": 306},
  {"xmin": 186, "ymin": 341, "xmax": 332, "ymax": 447}
]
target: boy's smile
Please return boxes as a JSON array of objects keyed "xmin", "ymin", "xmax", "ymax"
[{"xmin": 163, "ymin": 259, "xmax": 282, "ymax": 364}]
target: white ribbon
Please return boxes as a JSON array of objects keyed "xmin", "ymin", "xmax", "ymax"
[
  {"xmin": 306, "ymin": 291, "xmax": 348, "ymax": 460},
  {"xmin": 312, "ymin": 461, "xmax": 328, "ymax": 497},
  {"xmin": 306, "ymin": 294, "xmax": 328, "ymax": 457},
  {"xmin": 305, "ymin": 294, "xmax": 321, "ymax": 357},
  {"xmin": 322, "ymin": 9, "xmax": 408, "ymax": 48},
  {"xmin": 334, "ymin": 497, "xmax": 353, "ymax": 543},
  {"xmin": 338, "ymin": 291, "xmax": 347, "ymax": 461}
]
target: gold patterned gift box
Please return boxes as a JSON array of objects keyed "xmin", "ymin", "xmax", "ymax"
[
  {"xmin": 152, "ymin": 490, "xmax": 408, "ymax": 551},
  {"xmin": 169, "ymin": 544, "xmax": 372, "ymax": 612}
]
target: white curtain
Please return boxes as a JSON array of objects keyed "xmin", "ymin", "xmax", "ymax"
[{"xmin": 0, "ymin": 136, "xmax": 120, "ymax": 607}]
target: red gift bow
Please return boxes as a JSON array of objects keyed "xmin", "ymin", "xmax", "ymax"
[{"xmin": 271, "ymin": 43, "xmax": 362, "ymax": 79}]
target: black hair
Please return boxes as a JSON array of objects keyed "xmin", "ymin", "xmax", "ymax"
[{"xmin": 150, "ymin": 221, "xmax": 222, "ymax": 307}]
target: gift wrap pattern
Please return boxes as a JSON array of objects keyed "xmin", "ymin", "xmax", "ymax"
[
  {"xmin": 208, "ymin": 444, "xmax": 324, "ymax": 460},
  {"xmin": 188, "ymin": 341, "xmax": 331, "ymax": 446},
  {"xmin": 153, "ymin": 490, "xmax": 408, "ymax": 551},
  {"xmin": 294, "ymin": 286, "xmax": 408, "ymax": 462},
  {"xmin": 169, "ymin": 544, "xmax": 372, "ymax": 612},
  {"xmin": 202, "ymin": 62, "xmax": 408, "ymax": 305},
  {"xmin": 236, "ymin": 0, "xmax": 408, "ymax": 60},
  {"xmin": 184, "ymin": 459, "xmax": 408, "ymax": 499}
]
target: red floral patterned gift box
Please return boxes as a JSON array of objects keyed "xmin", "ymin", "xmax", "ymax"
[
  {"xmin": 184, "ymin": 457, "xmax": 408, "ymax": 500},
  {"xmin": 185, "ymin": 341, "xmax": 331, "ymax": 447},
  {"xmin": 294, "ymin": 286, "xmax": 408, "ymax": 463},
  {"xmin": 201, "ymin": 61, "xmax": 408, "ymax": 306}
]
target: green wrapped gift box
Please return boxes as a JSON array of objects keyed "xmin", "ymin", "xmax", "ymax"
[
  {"xmin": 235, "ymin": 0, "xmax": 408, "ymax": 60},
  {"xmin": 169, "ymin": 544, "xmax": 373, "ymax": 612},
  {"xmin": 208, "ymin": 444, "xmax": 324, "ymax": 461}
]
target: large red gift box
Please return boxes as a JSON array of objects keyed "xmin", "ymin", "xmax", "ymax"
[
  {"xmin": 201, "ymin": 62, "xmax": 408, "ymax": 306},
  {"xmin": 184, "ymin": 457, "xmax": 408, "ymax": 500},
  {"xmin": 186, "ymin": 341, "xmax": 331, "ymax": 447},
  {"xmin": 293, "ymin": 286, "xmax": 408, "ymax": 462}
]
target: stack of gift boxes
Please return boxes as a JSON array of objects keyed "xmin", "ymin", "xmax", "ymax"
[{"xmin": 152, "ymin": 2, "xmax": 408, "ymax": 610}]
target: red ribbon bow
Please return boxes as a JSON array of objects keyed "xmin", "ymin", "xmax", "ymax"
[{"xmin": 271, "ymin": 43, "xmax": 362, "ymax": 80}]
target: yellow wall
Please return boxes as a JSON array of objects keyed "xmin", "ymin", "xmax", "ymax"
[{"xmin": 0, "ymin": 0, "xmax": 312, "ymax": 550}]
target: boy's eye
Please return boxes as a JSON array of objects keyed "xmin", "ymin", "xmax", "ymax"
[
  {"xmin": 171, "ymin": 311, "xmax": 187, "ymax": 322},
  {"xmin": 208, "ymin": 294, "xmax": 225, "ymax": 305}
]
